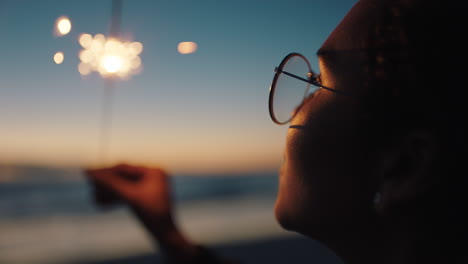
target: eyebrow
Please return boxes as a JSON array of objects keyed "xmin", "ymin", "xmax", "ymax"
[
  {"xmin": 315, "ymin": 47, "xmax": 368, "ymax": 73},
  {"xmin": 315, "ymin": 48, "xmax": 336, "ymax": 71},
  {"xmin": 317, "ymin": 47, "xmax": 340, "ymax": 56},
  {"xmin": 316, "ymin": 48, "xmax": 330, "ymax": 57}
]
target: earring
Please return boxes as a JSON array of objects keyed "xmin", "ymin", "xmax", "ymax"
[{"xmin": 373, "ymin": 192, "xmax": 382, "ymax": 208}]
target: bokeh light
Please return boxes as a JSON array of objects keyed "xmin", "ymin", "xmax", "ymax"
[
  {"xmin": 53, "ymin": 52, "xmax": 64, "ymax": 64},
  {"xmin": 78, "ymin": 33, "xmax": 143, "ymax": 79},
  {"xmin": 101, "ymin": 55, "xmax": 123, "ymax": 73},
  {"xmin": 78, "ymin": 62, "xmax": 91, "ymax": 75},
  {"xmin": 178, "ymin": 41, "xmax": 198, "ymax": 54},
  {"xmin": 55, "ymin": 16, "xmax": 72, "ymax": 36},
  {"xmin": 78, "ymin": 33, "xmax": 93, "ymax": 48}
]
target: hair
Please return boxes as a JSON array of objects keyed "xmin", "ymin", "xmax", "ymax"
[{"xmin": 366, "ymin": 0, "xmax": 467, "ymax": 261}]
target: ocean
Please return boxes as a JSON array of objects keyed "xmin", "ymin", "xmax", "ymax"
[{"xmin": 0, "ymin": 165, "xmax": 342, "ymax": 264}]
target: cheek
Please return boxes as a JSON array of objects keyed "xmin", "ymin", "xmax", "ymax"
[{"xmin": 275, "ymin": 100, "xmax": 378, "ymax": 233}]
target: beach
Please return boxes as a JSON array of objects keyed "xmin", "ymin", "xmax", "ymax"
[{"xmin": 0, "ymin": 166, "xmax": 342, "ymax": 264}]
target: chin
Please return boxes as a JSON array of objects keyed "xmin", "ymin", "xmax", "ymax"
[
  {"xmin": 275, "ymin": 201, "xmax": 329, "ymax": 246},
  {"xmin": 274, "ymin": 196, "xmax": 297, "ymax": 232}
]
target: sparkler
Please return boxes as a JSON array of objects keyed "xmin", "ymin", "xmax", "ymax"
[
  {"xmin": 53, "ymin": 1, "xmax": 146, "ymax": 164},
  {"xmin": 71, "ymin": 0, "xmax": 143, "ymax": 164},
  {"xmin": 52, "ymin": 2, "xmax": 143, "ymax": 164},
  {"xmin": 51, "ymin": 2, "xmax": 199, "ymax": 166},
  {"xmin": 95, "ymin": 0, "xmax": 141, "ymax": 164}
]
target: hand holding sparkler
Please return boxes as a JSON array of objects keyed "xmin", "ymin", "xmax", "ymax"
[
  {"xmin": 85, "ymin": 164, "xmax": 231, "ymax": 263},
  {"xmin": 85, "ymin": 164, "xmax": 174, "ymax": 229}
]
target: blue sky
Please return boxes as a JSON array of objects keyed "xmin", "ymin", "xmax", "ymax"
[{"xmin": 0, "ymin": 0, "xmax": 357, "ymax": 173}]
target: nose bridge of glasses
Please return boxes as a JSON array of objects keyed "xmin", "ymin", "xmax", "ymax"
[{"xmin": 307, "ymin": 71, "xmax": 320, "ymax": 83}]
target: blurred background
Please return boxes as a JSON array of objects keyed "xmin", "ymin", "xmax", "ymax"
[{"xmin": 0, "ymin": 0, "xmax": 355, "ymax": 263}]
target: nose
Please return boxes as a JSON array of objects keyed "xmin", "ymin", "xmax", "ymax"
[{"xmin": 291, "ymin": 105, "xmax": 301, "ymax": 119}]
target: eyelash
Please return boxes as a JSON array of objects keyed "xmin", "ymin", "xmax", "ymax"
[{"xmin": 316, "ymin": 74, "xmax": 323, "ymax": 85}]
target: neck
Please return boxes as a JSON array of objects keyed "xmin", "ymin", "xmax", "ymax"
[
  {"xmin": 302, "ymin": 213, "xmax": 385, "ymax": 264},
  {"xmin": 304, "ymin": 214, "xmax": 436, "ymax": 264}
]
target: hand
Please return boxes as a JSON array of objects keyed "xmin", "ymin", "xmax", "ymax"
[
  {"xmin": 85, "ymin": 164, "xmax": 231, "ymax": 263},
  {"xmin": 85, "ymin": 164, "xmax": 175, "ymax": 237}
]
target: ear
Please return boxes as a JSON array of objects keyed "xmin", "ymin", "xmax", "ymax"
[{"xmin": 376, "ymin": 130, "xmax": 439, "ymax": 214}]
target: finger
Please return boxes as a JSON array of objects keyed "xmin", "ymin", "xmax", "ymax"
[
  {"xmin": 112, "ymin": 164, "xmax": 145, "ymax": 182},
  {"xmin": 85, "ymin": 167, "xmax": 138, "ymax": 201},
  {"xmin": 113, "ymin": 164, "xmax": 169, "ymax": 183}
]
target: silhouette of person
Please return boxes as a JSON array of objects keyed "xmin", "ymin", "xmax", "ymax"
[{"xmin": 86, "ymin": 0, "xmax": 467, "ymax": 263}]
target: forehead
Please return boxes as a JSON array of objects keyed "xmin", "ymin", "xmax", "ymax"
[
  {"xmin": 315, "ymin": 0, "xmax": 394, "ymax": 95},
  {"xmin": 320, "ymin": 0, "xmax": 387, "ymax": 53}
]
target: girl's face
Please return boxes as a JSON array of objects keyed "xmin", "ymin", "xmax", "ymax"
[{"xmin": 275, "ymin": 0, "xmax": 386, "ymax": 241}]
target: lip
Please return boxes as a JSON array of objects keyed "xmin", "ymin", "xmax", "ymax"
[{"xmin": 278, "ymin": 169, "xmax": 283, "ymax": 186}]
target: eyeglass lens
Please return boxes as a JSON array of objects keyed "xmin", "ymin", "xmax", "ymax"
[{"xmin": 271, "ymin": 55, "xmax": 314, "ymax": 124}]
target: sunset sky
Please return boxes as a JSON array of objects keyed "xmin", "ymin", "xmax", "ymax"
[{"xmin": 0, "ymin": 0, "xmax": 356, "ymax": 174}]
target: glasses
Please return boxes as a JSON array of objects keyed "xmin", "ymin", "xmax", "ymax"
[{"xmin": 268, "ymin": 52, "xmax": 351, "ymax": 125}]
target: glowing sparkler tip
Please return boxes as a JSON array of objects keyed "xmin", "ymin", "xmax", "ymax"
[
  {"xmin": 101, "ymin": 55, "xmax": 123, "ymax": 73},
  {"xmin": 77, "ymin": 33, "xmax": 144, "ymax": 79}
]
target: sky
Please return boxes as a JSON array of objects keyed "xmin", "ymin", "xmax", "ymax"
[{"xmin": 0, "ymin": 0, "xmax": 357, "ymax": 174}]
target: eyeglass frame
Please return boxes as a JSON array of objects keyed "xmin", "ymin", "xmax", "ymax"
[{"xmin": 269, "ymin": 52, "xmax": 354, "ymax": 125}]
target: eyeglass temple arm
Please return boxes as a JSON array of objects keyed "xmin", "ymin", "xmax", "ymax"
[{"xmin": 275, "ymin": 68, "xmax": 353, "ymax": 97}]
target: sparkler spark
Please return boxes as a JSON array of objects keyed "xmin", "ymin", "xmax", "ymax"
[
  {"xmin": 178, "ymin": 41, "xmax": 198, "ymax": 54},
  {"xmin": 55, "ymin": 16, "xmax": 72, "ymax": 36},
  {"xmin": 78, "ymin": 33, "xmax": 143, "ymax": 79},
  {"xmin": 53, "ymin": 52, "xmax": 64, "ymax": 64}
]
